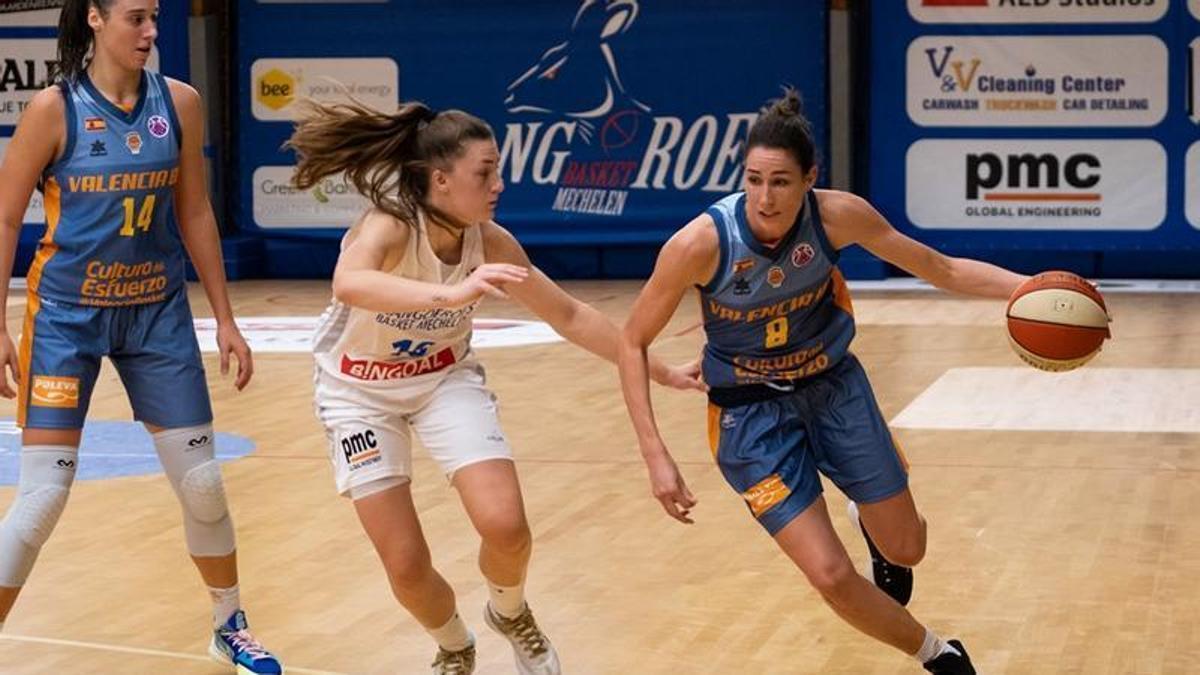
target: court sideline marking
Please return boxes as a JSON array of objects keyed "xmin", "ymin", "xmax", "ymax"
[{"xmin": 0, "ymin": 632, "xmax": 347, "ymax": 674}]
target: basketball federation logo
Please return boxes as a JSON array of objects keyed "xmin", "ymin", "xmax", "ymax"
[
  {"xmin": 790, "ymin": 243, "xmax": 815, "ymax": 269},
  {"xmin": 147, "ymin": 115, "xmax": 170, "ymax": 139},
  {"xmin": 767, "ymin": 266, "xmax": 785, "ymax": 288}
]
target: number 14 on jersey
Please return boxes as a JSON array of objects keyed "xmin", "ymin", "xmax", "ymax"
[{"xmin": 120, "ymin": 195, "xmax": 156, "ymax": 237}]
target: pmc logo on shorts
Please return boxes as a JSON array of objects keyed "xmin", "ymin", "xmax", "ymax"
[
  {"xmin": 340, "ymin": 429, "xmax": 381, "ymax": 471},
  {"xmin": 30, "ymin": 375, "xmax": 80, "ymax": 408}
]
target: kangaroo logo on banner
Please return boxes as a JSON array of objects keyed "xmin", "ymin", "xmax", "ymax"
[{"xmin": 498, "ymin": 0, "xmax": 760, "ymax": 220}]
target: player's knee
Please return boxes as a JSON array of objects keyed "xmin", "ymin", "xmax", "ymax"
[
  {"xmin": 477, "ymin": 514, "xmax": 531, "ymax": 556},
  {"xmin": 879, "ymin": 535, "xmax": 926, "ymax": 567},
  {"xmin": 0, "ymin": 446, "xmax": 78, "ymax": 586},
  {"xmin": 381, "ymin": 545, "xmax": 434, "ymax": 590},
  {"xmin": 874, "ymin": 519, "xmax": 927, "ymax": 567},
  {"xmin": 804, "ymin": 556, "xmax": 858, "ymax": 603},
  {"xmin": 179, "ymin": 460, "xmax": 229, "ymax": 524},
  {"xmin": 154, "ymin": 426, "xmax": 229, "ymax": 525},
  {"xmin": 3, "ymin": 485, "xmax": 71, "ymax": 551}
]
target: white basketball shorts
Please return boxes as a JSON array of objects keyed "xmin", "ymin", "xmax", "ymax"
[{"xmin": 314, "ymin": 361, "xmax": 513, "ymax": 496}]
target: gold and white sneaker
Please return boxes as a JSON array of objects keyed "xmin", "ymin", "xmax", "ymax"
[
  {"xmin": 430, "ymin": 639, "xmax": 476, "ymax": 675},
  {"xmin": 483, "ymin": 603, "xmax": 561, "ymax": 675}
]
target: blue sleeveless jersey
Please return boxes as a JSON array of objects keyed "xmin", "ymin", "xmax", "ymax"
[
  {"xmin": 700, "ymin": 191, "xmax": 856, "ymax": 391},
  {"xmin": 30, "ymin": 71, "xmax": 185, "ymax": 307}
]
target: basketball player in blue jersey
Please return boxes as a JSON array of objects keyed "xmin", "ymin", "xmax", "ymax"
[
  {"xmin": 619, "ymin": 89, "xmax": 1029, "ymax": 674},
  {"xmin": 0, "ymin": 2, "xmax": 280, "ymax": 672}
]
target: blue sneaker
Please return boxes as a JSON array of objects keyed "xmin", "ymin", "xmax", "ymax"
[{"xmin": 209, "ymin": 609, "xmax": 283, "ymax": 674}]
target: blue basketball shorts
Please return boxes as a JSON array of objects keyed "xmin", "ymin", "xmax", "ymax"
[
  {"xmin": 706, "ymin": 354, "xmax": 909, "ymax": 535},
  {"xmin": 18, "ymin": 287, "xmax": 213, "ymax": 430}
]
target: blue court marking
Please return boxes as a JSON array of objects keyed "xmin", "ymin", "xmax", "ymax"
[{"xmin": 0, "ymin": 419, "xmax": 255, "ymax": 485}]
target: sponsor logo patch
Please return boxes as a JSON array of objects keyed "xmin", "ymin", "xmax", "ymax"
[
  {"xmin": 340, "ymin": 429, "xmax": 381, "ymax": 471},
  {"xmin": 742, "ymin": 474, "xmax": 791, "ymax": 518},
  {"xmin": 340, "ymin": 347, "xmax": 458, "ymax": 381},
  {"xmin": 31, "ymin": 375, "xmax": 80, "ymax": 408}
]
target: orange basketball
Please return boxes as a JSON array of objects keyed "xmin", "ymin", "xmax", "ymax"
[{"xmin": 1005, "ymin": 271, "xmax": 1111, "ymax": 372}]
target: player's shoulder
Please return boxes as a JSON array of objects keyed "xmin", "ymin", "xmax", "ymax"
[
  {"xmin": 22, "ymin": 85, "xmax": 67, "ymax": 121},
  {"xmin": 814, "ymin": 188, "xmax": 873, "ymax": 223},
  {"xmin": 679, "ymin": 211, "xmax": 719, "ymax": 248},
  {"xmin": 653, "ymin": 212, "xmax": 719, "ymax": 287},
  {"xmin": 162, "ymin": 76, "xmax": 199, "ymax": 101},
  {"xmin": 359, "ymin": 208, "xmax": 414, "ymax": 247},
  {"xmin": 479, "ymin": 219, "xmax": 517, "ymax": 248}
]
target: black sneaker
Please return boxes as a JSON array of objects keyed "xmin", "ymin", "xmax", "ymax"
[
  {"xmin": 848, "ymin": 501, "xmax": 914, "ymax": 606},
  {"xmin": 923, "ymin": 639, "xmax": 975, "ymax": 674}
]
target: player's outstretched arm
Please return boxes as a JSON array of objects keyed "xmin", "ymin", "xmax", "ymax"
[
  {"xmin": 825, "ymin": 190, "xmax": 1028, "ymax": 299},
  {"xmin": 482, "ymin": 220, "xmax": 704, "ymax": 392},
  {"xmin": 332, "ymin": 212, "xmax": 527, "ymax": 312}
]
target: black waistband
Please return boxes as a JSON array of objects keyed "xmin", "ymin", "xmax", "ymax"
[{"xmin": 707, "ymin": 380, "xmax": 802, "ymax": 407}]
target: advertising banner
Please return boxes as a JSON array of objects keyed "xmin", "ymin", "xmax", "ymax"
[
  {"xmin": 234, "ymin": 1, "xmax": 828, "ymax": 244},
  {"xmin": 869, "ymin": 0, "xmax": 1197, "ymax": 260},
  {"xmin": 908, "ymin": 0, "xmax": 1167, "ymax": 25}
]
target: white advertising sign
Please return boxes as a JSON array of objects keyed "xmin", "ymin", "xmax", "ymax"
[
  {"xmin": 194, "ymin": 317, "xmax": 562, "ymax": 353},
  {"xmin": 906, "ymin": 139, "xmax": 1166, "ymax": 231},
  {"xmin": 1192, "ymin": 38, "xmax": 1200, "ymax": 124},
  {"xmin": 0, "ymin": 4, "xmax": 61, "ymax": 27},
  {"xmin": 909, "ymin": 0, "xmax": 1168, "ymax": 24},
  {"xmin": 0, "ymin": 39, "xmax": 159, "ymax": 126},
  {"xmin": 250, "ymin": 58, "xmax": 398, "ymax": 121},
  {"xmin": 908, "ymin": 36, "xmax": 1167, "ymax": 127},
  {"xmin": 1186, "ymin": 142, "xmax": 1200, "ymax": 230},
  {"xmin": 252, "ymin": 166, "xmax": 371, "ymax": 228}
]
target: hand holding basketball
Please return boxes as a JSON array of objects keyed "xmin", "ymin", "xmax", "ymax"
[{"xmin": 1006, "ymin": 271, "xmax": 1111, "ymax": 372}]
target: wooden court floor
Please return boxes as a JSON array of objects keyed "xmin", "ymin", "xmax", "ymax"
[{"xmin": 0, "ymin": 279, "xmax": 1196, "ymax": 674}]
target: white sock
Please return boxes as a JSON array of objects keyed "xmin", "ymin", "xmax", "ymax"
[
  {"xmin": 428, "ymin": 611, "xmax": 472, "ymax": 651},
  {"xmin": 915, "ymin": 629, "xmax": 960, "ymax": 663},
  {"xmin": 487, "ymin": 579, "xmax": 526, "ymax": 619},
  {"xmin": 208, "ymin": 584, "xmax": 240, "ymax": 628}
]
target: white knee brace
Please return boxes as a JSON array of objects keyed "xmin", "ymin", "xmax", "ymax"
[
  {"xmin": 153, "ymin": 425, "xmax": 236, "ymax": 557},
  {"xmin": 0, "ymin": 446, "xmax": 78, "ymax": 586}
]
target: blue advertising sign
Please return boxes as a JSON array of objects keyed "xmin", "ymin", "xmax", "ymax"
[
  {"xmin": 235, "ymin": 1, "xmax": 829, "ymax": 250},
  {"xmin": 868, "ymin": 0, "xmax": 1200, "ymax": 276}
]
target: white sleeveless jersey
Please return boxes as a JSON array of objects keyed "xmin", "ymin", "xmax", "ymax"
[{"xmin": 313, "ymin": 211, "xmax": 483, "ymax": 391}]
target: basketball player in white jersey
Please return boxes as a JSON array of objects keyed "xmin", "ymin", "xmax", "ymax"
[{"xmin": 286, "ymin": 100, "xmax": 703, "ymax": 675}]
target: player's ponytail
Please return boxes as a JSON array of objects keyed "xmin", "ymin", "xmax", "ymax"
[
  {"xmin": 287, "ymin": 98, "xmax": 494, "ymax": 228},
  {"xmin": 55, "ymin": 0, "xmax": 113, "ymax": 84},
  {"xmin": 746, "ymin": 86, "xmax": 819, "ymax": 173}
]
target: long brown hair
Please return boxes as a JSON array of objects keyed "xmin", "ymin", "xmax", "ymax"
[
  {"xmin": 55, "ymin": 0, "xmax": 117, "ymax": 84},
  {"xmin": 286, "ymin": 98, "xmax": 495, "ymax": 227}
]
